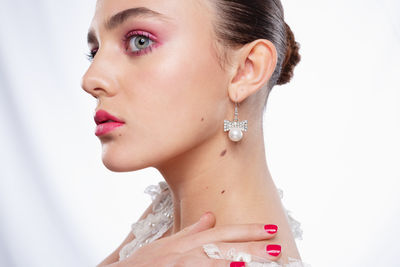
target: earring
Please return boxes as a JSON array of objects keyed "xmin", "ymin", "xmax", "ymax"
[{"xmin": 224, "ymin": 101, "xmax": 248, "ymax": 142}]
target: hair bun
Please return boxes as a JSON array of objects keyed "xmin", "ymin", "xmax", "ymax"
[{"xmin": 277, "ymin": 22, "xmax": 301, "ymax": 85}]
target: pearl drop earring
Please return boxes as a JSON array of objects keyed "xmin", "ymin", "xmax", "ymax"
[{"xmin": 224, "ymin": 101, "xmax": 248, "ymax": 142}]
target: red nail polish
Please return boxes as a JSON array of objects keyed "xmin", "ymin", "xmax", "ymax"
[
  {"xmin": 230, "ymin": 262, "xmax": 245, "ymax": 267},
  {"xmin": 264, "ymin": 224, "xmax": 278, "ymax": 234},
  {"xmin": 266, "ymin": 244, "xmax": 281, "ymax": 257}
]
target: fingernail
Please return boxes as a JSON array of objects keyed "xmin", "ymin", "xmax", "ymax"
[
  {"xmin": 264, "ymin": 224, "xmax": 278, "ymax": 234},
  {"xmin": 230, "ymin": 262, "xmax": 245, "ymax": 267},
  {"xmin": 266, "ymin": 244, "xmax": 281, "ymax": 257}
]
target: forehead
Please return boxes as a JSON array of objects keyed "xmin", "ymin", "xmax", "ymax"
[{"xmin": 90, "ymin": 0, "xmax": 209, "ymax": 30}]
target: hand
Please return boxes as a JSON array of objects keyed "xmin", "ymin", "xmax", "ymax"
[{"xmin": 106, "ymin": 212, "xmax": 281, "ymax": 267}]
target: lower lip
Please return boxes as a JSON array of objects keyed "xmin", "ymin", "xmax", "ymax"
[{"xmin": 95, "ymin": 122, "xmax": 125, "ymax": 136}]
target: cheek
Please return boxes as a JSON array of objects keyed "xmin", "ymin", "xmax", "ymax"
[
  {"xmin": 116, "ymin": 31, "xmax": 228, "ymax": 165},
  {"xmin": 145, "ymin": 40, "xmax": 226, "ymax": 128}
]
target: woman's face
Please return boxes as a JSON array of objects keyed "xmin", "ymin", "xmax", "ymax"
[{"xmin": 81, "ymin": 0, "xmax": 231, "ymax": 171}]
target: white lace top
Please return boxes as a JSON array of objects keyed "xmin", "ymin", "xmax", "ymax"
[{"xmin": 118, "ymin": 182, "xmax": 309, "ymax": 266}]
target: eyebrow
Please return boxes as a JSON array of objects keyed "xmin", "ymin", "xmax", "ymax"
[{"xmin": 87, "ymin": 7, "xmax": 172, "ymax": 45}]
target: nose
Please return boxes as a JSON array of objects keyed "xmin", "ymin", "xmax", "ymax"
[{"xmin": 81, "ymin": 50, "xmax": 118, "ymax": 99}]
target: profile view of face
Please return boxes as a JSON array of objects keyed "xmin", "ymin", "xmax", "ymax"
[{"xmin": 81, "ymin": 0, "xmax": 232, "ymax": 172}]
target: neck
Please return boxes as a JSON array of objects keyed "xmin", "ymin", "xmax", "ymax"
[
  {"xmin": 154, "ymin": 119, "xmax": 301, "ymax": 262},
  {"xmin": 155, "ymin": 121, "xmax": 283, "ymax": 231}
]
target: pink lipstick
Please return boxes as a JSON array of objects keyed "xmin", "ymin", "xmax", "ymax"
[{"xmin": 94, "ymin": 110, "xmax": 125, "ymax": 136}]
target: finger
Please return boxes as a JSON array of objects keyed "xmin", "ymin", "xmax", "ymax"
[
  {"xmin": 185, "ymin": 243, "xmax": 281, "ymax": 266},
  {"xmin": 213, "ymin": 241, "xmax": 282, "ymax": 262},
  {"xmin": 184, "ymin": 223, "xmax": 278, "ymax": 246},
  {"xmin": 174, "ymin": 211, "xmax": 216, "ymax": 238}
]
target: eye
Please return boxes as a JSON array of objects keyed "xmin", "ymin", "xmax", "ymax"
[
  {"xmin": 86, "ymin": 48, "xmax": 98, "ymax": 62},
  {"xmin": 124, "ymin": 30, "xmax": 157, "ymax": 56},
  {"xmin": 85, "ymin": 30, "xmax": 157, "ymax": 61},
  {"xmin": 129, "ymin": 35, "xmax": 153, "ymax": 52}
]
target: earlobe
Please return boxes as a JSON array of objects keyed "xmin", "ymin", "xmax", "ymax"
[{"xmin": 227, "ymin": 39, "xmax": 277, "ymax": 103}]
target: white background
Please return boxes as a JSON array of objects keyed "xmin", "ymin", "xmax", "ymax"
[{"xmin": 0, "ymin": 0, "xmax": 399, "ymax": 266}]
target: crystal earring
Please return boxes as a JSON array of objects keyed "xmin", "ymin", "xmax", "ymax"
[{"xmin": 224, "ymin": 101, "xmax": 248, "ymax": 142}]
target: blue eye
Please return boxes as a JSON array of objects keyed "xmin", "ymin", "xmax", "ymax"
[
  {"xmin": 85, "ymin": 30, "xmax": 157, "ymax": 61},
  {"xmin": 128, "ymin": 35, "xmax": 154, "ymax": 52},
  {"xmin": 123, "ymin": 30, "xmax": 157, "ymax": 56}
]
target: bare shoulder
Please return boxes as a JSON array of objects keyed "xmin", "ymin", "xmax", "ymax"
[{"xmin": 96, "ymin": 203, "xmax": 155, "ymax": 267}]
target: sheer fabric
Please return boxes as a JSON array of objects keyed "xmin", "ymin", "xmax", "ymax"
[{"xmin": 119, "ymin": 182, "xmax": 309, "ymax": 266}]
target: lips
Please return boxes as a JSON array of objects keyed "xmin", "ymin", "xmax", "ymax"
[
  {"xmin": 94, "ymin": 109, "xmax": 125, "ymax": 136},
  {"xmin": 94, "ymin": 109, "xmax": 124, "ymax": 125}
]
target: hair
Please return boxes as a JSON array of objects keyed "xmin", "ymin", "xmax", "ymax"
[{"xmin": 208, "ymin": 0, "xmax": 301, "ymax": 104}]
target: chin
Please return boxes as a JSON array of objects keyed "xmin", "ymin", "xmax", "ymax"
[
  {"xmin": 102, "ymin": 159, "xmax": 134, "ymax": 172},
  {"xmin": 102, "ymin": 155, "xmax": 152, "ymax": 172},
  {"xmin": 100, "ymin": 145, "xmax": 147, "ymax": 172}
]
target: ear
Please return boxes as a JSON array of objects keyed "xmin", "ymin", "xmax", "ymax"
[{"xmin": 228, "ymin": 39, "xmax": 277, "ymax": 103}]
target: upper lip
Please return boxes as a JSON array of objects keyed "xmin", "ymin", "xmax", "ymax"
[{"xmin": 94, "ymin": 109, "xmax": 125, "ymax": 125}]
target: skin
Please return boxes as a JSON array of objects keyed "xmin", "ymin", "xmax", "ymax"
[{"xmin": 81, "ymin": 0, "xmax": 301, "ymax": 264}]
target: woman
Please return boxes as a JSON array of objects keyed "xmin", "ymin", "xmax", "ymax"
[{"xmin": 81, "ymin": 0, "xmax": 303, "ymax": 266}]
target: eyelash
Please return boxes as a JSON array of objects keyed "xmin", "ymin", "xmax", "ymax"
[{"xmin": 86, "ymin": 30, "xmax": 157, "ymax": 61}]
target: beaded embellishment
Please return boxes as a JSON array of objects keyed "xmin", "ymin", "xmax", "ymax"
[{"xmin": 119, "ymin": 182, "xmax": 304, "ymax": 263}]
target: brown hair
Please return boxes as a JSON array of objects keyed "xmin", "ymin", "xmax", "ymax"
[{"xmin": 209, "ymin": 0, "xmax": 301, "ymax": 91}]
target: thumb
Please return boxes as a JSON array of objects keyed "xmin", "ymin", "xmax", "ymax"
[{"xmin": 176, "ymin": 212, "xmax": 216, "ymax": 238}]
